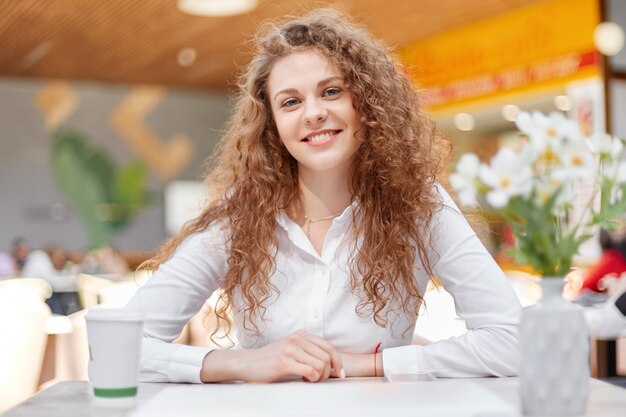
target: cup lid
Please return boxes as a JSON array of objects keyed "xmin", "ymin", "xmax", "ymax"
[{"xmin": 85, "ymin": 307, "xmax": 144, "ymax": 322}]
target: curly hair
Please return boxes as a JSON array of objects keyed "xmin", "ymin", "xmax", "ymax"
[{"xmin": 143, "ymin": 9, "xmax": 450, "ymax": 339}]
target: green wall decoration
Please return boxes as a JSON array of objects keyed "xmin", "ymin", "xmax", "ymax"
[{"xmin": 51, "ymin": 129, "xmax": 152, "ymax": 249}]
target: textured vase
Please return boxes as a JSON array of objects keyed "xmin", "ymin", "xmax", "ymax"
[{"xmin": 520, "ymin": 278, "xmax": 590, "ymax": 416}]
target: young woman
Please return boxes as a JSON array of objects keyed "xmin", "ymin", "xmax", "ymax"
[{"xmin": 126, "ymin": 9, "xmax": 520, "ymax": 383}]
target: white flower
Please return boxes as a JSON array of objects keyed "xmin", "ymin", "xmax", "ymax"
[
  {"xmin": 552, "ymin": 147, "xmax": 594, "ymax": 180},
  {"xmin": 479, "ymin": 147, "xmax": 533, "ymax": 209},
  {"xmin": 588, "ymin": 133, "xmax": 623, "ymax": 159},
  {"xmin": 450, "ymin": 153, "xmax": 480, "ymax": 206},
  {"xmin": 451, "ymin": 109, "xmax": 626, "ymax": 276},
  {"xmin": 515, "ymin": 111, "xmax": 581, "ymax": 157},
  {"xmin": 533, "ymin": 176, "xmax": 573, "ymax": 215}
]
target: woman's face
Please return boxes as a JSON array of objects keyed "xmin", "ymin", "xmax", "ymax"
[{"xmin": 267, "ymin": 49, "xmax": 363, "ymax": 177}]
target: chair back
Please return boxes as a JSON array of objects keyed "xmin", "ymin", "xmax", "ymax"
[
  {"xmin": 0, "ymin": 278, "xmax": 52, "ymax": 412},
  {"xmin": 0, "ymin": 277, "xmax": 52, "ymax": 300},
  {"xmin": 75, "ymin": 274, "xmax": 114, "ymax": 308},
  {"xmin": 54, "ymin": 310, "xmax": 89, "ymax": 381}
]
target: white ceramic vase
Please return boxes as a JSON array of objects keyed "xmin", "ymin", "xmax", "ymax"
[{"xmin": 520, "ymin": 278, "xmax": 590, "ymax": 416}]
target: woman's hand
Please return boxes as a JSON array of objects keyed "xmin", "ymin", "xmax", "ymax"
[{"xmin": 200, "ymin": 330, "xmax": 344, "ymax": 383}]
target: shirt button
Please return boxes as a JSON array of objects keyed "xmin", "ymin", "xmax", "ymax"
[
  {"xmin": 313, "ymin": 309, "xmax": 320, "ymax": 318},
  {"xmin": 321, "ymin": 267, "xmax": 328, "ymax": 274}
]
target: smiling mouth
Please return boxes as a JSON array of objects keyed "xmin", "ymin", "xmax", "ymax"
[{"xmin": 301, "ymin": 130, "xmax": 342, "ymax": 144}]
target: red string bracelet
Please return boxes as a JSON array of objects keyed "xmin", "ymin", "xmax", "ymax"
[{"xmin": 373, "ymin": 342, "xmax": 382, "ymax": 377}]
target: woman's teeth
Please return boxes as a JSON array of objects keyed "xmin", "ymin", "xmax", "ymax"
[{"xmin": 307, "ymin": 131, "xmax": 337, "ymax": 143}]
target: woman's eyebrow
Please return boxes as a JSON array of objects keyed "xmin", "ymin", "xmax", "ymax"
[
  {"xmin": 317, "ymin": 76, "xmax": 344, "ymax": 87},
  {"xmin": 273, "ymin": 76, "xmax": 344, "ymax": 101},
  {"xmin": 273, "ymin": 88, "xmax": 298, "ymax": 101}
]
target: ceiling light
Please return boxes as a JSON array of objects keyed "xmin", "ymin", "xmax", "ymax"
[
  {"xmin": 178, "ymin": 47, "xmax": 197, "ymax": 67},
  {"xmin": 553, "ymin": 95, "xmax": 573, "ymax": 112},
  {"xmin": 593, "ymin": 22, "xmax": 625, "ymax": 56},
  {"xmin": 501, "ymin": 105, "xmax": 520, "ymax": 122},
  {"xmin": 453, "ymin": 113, "xmax": 475, "ymax": 131},
  {"xmin": 177, "ymin": 0, "xmax": 258, "ymax": 17}
]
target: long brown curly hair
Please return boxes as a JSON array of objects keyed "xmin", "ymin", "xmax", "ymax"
[{"xmin": 143, "ymin": 9, "xmax": 450, "ymax": 339}]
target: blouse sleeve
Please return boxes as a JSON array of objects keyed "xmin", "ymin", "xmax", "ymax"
[
  {"xmin": 382, "ymin": 186, "xmax": 521, "ymax": 377},
  {"xmin": 124, "ymin": 226, "xmax": 228, "ymax": 383}
]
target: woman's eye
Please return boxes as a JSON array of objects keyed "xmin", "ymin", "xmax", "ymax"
[
  {"xmin": 281, "ymin": 98, "xmax": 300, "ymax": 108},
  {"xmin": 323, "ymin": 88, "xmax": 342, "ymax": 97}
]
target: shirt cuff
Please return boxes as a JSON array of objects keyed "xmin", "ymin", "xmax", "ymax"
[
  {"xmin": 382, "ymin": 344, "xmax": 419, "ymax": 375},
  {"xmin": 169, "ymin": 345, "xmax": 214, "ymax": 383}
]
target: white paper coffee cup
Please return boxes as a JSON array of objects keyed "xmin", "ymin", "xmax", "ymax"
[{"xmin": 85, "ymin": 308, "xmax": 144, "ymax": 404}]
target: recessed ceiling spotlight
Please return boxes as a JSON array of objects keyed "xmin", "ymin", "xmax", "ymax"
[
  {"xmin": 454, "ymin": 113, "xmax": 475, "ymax": 131},
  {"xmin": 554, "ymin": 95, "xmax": 573, "ymax": 112},
  {"xmin": 178, "ymin": 47, "xmax": 197, "ymax": 67},
  {"xmin": 594, "ymin": 22, "xmax": 625, "ymax": 56},
  {"xmin": 501, "ymin": 104, "xmax": 520, "ymax": 122},
  {"xmin": 177, "ymin": 0, "xmax": 258, "ymax": 17}
]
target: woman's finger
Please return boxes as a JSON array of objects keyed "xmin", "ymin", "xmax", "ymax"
[
  {"xmin": 285, "ymin": 342, "xmax": 330, "ymax": 381},
  {"xmin": 297, "ymin": 331, "xmax": 344, "ymax": 378}
]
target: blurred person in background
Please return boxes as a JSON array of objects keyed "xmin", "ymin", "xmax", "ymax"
[
  {"xmin": 0, "ymin": 252, "xmax": 15, "ymax": 279},
  {"xmin": 50, "ymin": 246, "xmax": 69, "ymax": 272},
  {"xmin": 11, "ymin": 237, "xmax": 29, "ymax": 275},
  {"xmin": 585, "ymin": 289, "xmax": 626, "ymax": 339},
  {"xmin": 564, "ymin": 227, "xmax": 626, "ymax": 339},
  {"xmin": 574, "ymin": 228, "xmax": 626, "ymax": 307},
  {"xmin": 81, "ymin": 245, "xmax": 129, "ymax": 276},
  {"xmin": 21, "ymin": 246, "xmax": 81, "ymax": 315}
]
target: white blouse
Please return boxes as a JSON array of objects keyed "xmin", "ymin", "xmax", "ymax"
[{"xmin": 125, "ymin": 186, "xmax": 520, "ymax": 383}]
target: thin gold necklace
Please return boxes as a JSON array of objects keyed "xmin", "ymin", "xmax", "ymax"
[{"xmin": 303, "ymin": 211, "xmax": 342, "ymax": 239}]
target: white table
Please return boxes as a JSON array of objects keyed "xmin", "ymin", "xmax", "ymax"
[{"xmin": 2, "ymin": 378, "xmax": 625, "ymax": 417}]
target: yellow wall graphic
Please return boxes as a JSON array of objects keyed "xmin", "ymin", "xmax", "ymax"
[
  {"xmin": 110, "ymin": 86, "xmax": 195, "ymax": 182},
  {"xmin": 36, "ymin": 81, "xmax": 79, "ymax": 132}
]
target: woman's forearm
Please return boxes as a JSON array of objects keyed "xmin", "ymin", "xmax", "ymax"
[
  {"xmin": 200, "ymin": 331, "xmax": 345, "ymax": 383},
  {"xmin": 200, "ymin": 348, "xmax": 383, "ymax": 382}
]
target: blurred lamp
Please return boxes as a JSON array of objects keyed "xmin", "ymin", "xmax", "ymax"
[
  {"xmin": 454, "ymin": 113, "xmax": 475, "ymax": 131},
  {"xmin": 593, "ymin": 22, "xmax": 625, "ymax": 56},
  {"xmin": 178, "ymin": 47, "xmax": 197, "ymax": 67},
  {"xmin": 177, "ymin": 0, "xmax": 258, "ymax": 17},
  {"xmin": 553, "ymin": 95, "xmax": 573, "ymax": 112},
  {"xmin": 501, "ymin": 104, "xmax": 520, "ymax": 122}
]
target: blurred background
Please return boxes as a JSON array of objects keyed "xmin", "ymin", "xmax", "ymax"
[
  {"xmin": 0, "ymin": 0, "xmax": 624, "ymax": 255},
  {"xmin": 0, "ymin": 0, "xmax": 625, "ymax": 412}
]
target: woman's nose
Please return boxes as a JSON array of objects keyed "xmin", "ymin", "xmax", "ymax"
[{"xmin": 303, "ymin": 100, "xmax": 328, "ymax": 124}]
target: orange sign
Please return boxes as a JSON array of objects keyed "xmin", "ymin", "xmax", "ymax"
[{"xmin": 399, "ymin": 0, "xmax": 601, "ymax": 111}]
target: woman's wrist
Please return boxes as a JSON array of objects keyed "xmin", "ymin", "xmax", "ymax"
[
  {"xmin": 374, "ymin": 352, "xmax": 383, "ymax": 377},
  {"xmin": 341, "ymin": 352, "xmax": 383, "ymax": 377},
  {"xmin": 200, "ymin": 349, "xmax": 245, "ymax": 382}
]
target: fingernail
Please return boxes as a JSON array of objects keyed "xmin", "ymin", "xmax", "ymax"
[{"xmin": 340, "ymin": 368, "xmax": 346, "ymax": 379}]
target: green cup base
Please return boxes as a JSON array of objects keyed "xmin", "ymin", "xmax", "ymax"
[{"xmin": 93, "ymin": 387, "xmax": 138, "ymax": 398}]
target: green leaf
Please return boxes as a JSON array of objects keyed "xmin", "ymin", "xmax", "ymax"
[
  {"xmin": 50, "ymin": 129, "xmax": 153, "ymax": 247},
  {"xmin": 86, "ymin": 150, "xmax": 116, "ymax": 201},
  {"xmin": 114, "ymin": 162, "xmax": 149, "ymax": 209},
  {"xmin": 51, "ymin": 131, "xmax": 113, "ymax": 248}
]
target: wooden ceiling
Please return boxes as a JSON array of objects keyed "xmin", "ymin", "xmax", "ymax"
[{"xmin": 0, "ymin": 0, "xmax": 541, "ymax": 91}]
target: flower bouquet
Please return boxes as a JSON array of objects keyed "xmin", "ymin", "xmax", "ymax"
[
  {"xmin": 450, "ymin": 111, "xmax": 626, "ymax": 277},
  {"xmin": 450, "ymin": 111, "xmax": 626, "ymax": 415}
]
